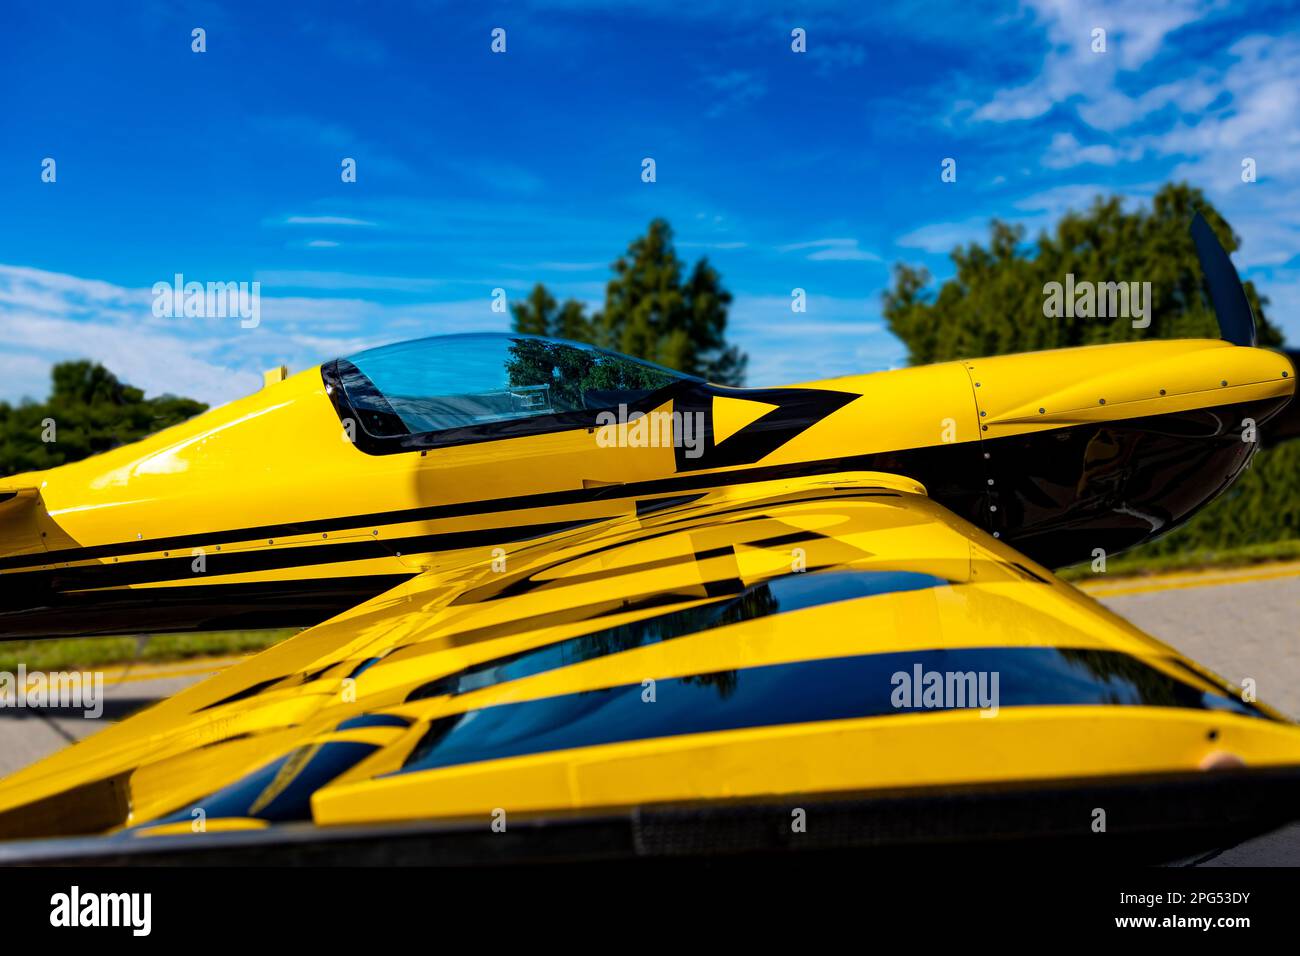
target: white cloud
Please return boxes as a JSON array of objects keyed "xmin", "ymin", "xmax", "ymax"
[
  {"xmin": 702, "ymin": 69, "xmax": 766, "ymax": 118},
  {"xmin": 0, "ymin": 351, "xmax": 62, "ymax": 404},
  {"xmin": 778, "ymin": 238, "xmax": 881, "ymax": 262},
  {"xmin": 678, "ymin": 241, "xmax": 748, "ymax": 251},
  {"xmin": 0, "ymin": 264, "xmax": 514, "ymax": 407},
  {"xmin": 1252, "ymin": 269, "xmax": 1300, "ymax": 342},
  {"xmin": 253, "ymin": 271, "xmax": 453, "ymax": 293},
  {"xmin": 3, "ymin": 311, "xmax": 253, "ymax": 407},
  {"xmin": 1147, "ymin": 35, "xmax": 1300, "ymax": 184},
  {"xmin": 728, "ymin": 293, "xmax": 899, "ymax": 384},
  {"xmin": 973, "ymin": 0, "xmax": 1211, "ymax": 127},
  {"xmin": 1012, "ymin": 182, "xmax": 1150, "ymax": 218},
  {"xmin": 283, "ymin": 215, "xmax": 377, "ymax": 227},
  {"xmin": 510, "ymin": 261, "xmax": 607, "ymax": 272},
  {"xmin": 812, "ymin": 41, "xmax": 866, "ymax": 77},
  {"xmin": 895, "ymin": 218, "xmax": 992, "ymax": 254},
  {"xmin": 976, "ymin": 4, "xmax": 1300, "ymax": 216},
  {"xmin": 1043, "ymin": 131, "xmax": 1140, "ymax": 168},
  {"xmin": 894, "ymin": 184, "xmax": 1153, "ymax": 256}
]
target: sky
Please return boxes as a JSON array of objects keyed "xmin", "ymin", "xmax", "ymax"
[{"xmin": 1, "ymin": 0, "xmax": 1298, "ymax": 407}]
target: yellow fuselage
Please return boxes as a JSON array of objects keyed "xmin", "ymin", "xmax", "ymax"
[{"xmin": 0, "ymin": 338, "xmax": 1292, "ymax": 640}]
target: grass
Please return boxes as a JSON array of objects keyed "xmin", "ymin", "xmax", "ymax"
[
  {"xmin": 1056, "ymin": 538, "xmax": 1300, "ymax": 581},
  {"xmin": 0, "ymin": 629, "xmax": 297, "ymax": 673}
]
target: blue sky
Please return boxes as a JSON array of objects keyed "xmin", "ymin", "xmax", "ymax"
[{"xmin": 2, "ymin": 0, "xmax": 1298, "ymax": 406}]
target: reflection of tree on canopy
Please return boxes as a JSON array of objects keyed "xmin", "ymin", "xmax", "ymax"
[
  {"xmin": 1057, "ymin": 648, "xmax": 1214, "ymax": 709},
  {"xmin": 680, "ymin": 669, "xmax": 739, "ymax": 698},
  {"xmin": 503, "ymin": 337, "xmax": 681, "ymax": 412},
  {"xmin": 561, "ymin": 583, "xmax": 781, "ymax": 701}
]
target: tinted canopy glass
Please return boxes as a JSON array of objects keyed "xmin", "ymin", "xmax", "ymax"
[{"xmin": 337, "ymin": 333, "xmax": 692, "ymax": 438}]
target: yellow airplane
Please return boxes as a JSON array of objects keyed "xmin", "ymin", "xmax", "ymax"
[{"xmin": 0, "ymin": 214, "xmax": 1296, "ymax": 862}]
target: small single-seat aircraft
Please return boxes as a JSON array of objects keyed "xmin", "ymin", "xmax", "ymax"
[{"xmin": 0, "ymin": 214, "xmax": 1296, "ymax": 863}]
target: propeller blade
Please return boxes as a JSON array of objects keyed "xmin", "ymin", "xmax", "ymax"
[{"xmin": 1190, "ymin": 211, "xmax": 1257, "ymax": 347}]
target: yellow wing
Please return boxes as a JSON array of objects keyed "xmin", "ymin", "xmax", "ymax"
[{"xmin": 1, "ymin": 470, "xmax": 1296, "ymax": 855}]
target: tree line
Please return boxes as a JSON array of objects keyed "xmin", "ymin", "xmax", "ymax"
[{"xmin": 882, "ymin": 182, "xmax": 1295, "ymax": 561}]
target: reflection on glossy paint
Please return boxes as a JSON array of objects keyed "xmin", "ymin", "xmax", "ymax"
[
  {"xmin": 90, "ymin": 401, "xmax": 293, "ymax": 487},
  {"xmin": 399, "ymin": 646, "xmax": 1267, "ymax": 777},
  {"xmin": 405, "ymin": 569, "xmax": 950, "ymax": 702}
]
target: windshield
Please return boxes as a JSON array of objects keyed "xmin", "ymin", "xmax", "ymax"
[{"xmin": 336, "ymin": 333, "xmax": 693, "ymax": 438}]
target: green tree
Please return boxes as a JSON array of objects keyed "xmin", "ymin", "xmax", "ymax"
[
  {"xmin": 510, "ymin": 283, "xmax": 594, "ymax": 342},
  {"xmin": 0, "ymin": 361, "xmax": 207, "ymax": 477},
  {"xmin": 511, "ymin": 220, "xmax": 748, "ymax": 385},
  {"xmin": 883, "ymin": 183, "xmax": 1284, "ymax": 365},
  {"xmin": 882, "ymin": 182, "xmax": 1294, "ymax": 561}
]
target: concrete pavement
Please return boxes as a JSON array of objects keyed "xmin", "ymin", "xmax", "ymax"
[
  {"xmin": 1082, "ymin": 560, "xmax": 1300, "ymax": 719},
  {"xmin": 0, "ymin": 656, "xmax": 243, "ymax": 778}
]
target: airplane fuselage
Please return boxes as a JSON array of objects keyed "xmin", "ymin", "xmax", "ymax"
[{"xmin": 0, "ymin": 337, "xmax": 1292, "ymax": 640}]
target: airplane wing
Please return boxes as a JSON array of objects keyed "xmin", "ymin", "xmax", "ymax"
[
  {"xmin": 0, "ymin": 482, "xmax": 46, "ymax": 567},
  {"xmin": 0, "ymin": 480, "xmax": 43, "ymax": 509},
  {"xmin": 2, "ymin": 469, "xmax": 1299, "ymax": 863}
]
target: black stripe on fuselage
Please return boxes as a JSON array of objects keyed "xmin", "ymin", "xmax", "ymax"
[
  {"xmin": 397, "ymin": 647, "xmax": 1269, "ymax": 776},
  {"xmin": 0, "ymin": 518, "xmax": 601, "ymax": 593}
]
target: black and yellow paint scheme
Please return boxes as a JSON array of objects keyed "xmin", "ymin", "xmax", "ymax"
[
  {"xmin": 0, "ymin": 215, "xmax": 1296, "ymax": 861},
  {"xmin": 0, "ymin": 334, "xmax": 1288, "ymax": 640}
]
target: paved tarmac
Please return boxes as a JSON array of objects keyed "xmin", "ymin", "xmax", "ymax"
[
  {"xmin": 1083, "ymin": 560, "xmax": 1300, "ymax": 719},
  {"xmin": 0, "ymin": 656, "xmax": 243, "ymax": 778}
]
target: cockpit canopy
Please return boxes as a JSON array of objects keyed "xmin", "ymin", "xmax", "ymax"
[{"xmin": 329, "ymin": 333, "xmax": 694, "ymax": 448}]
